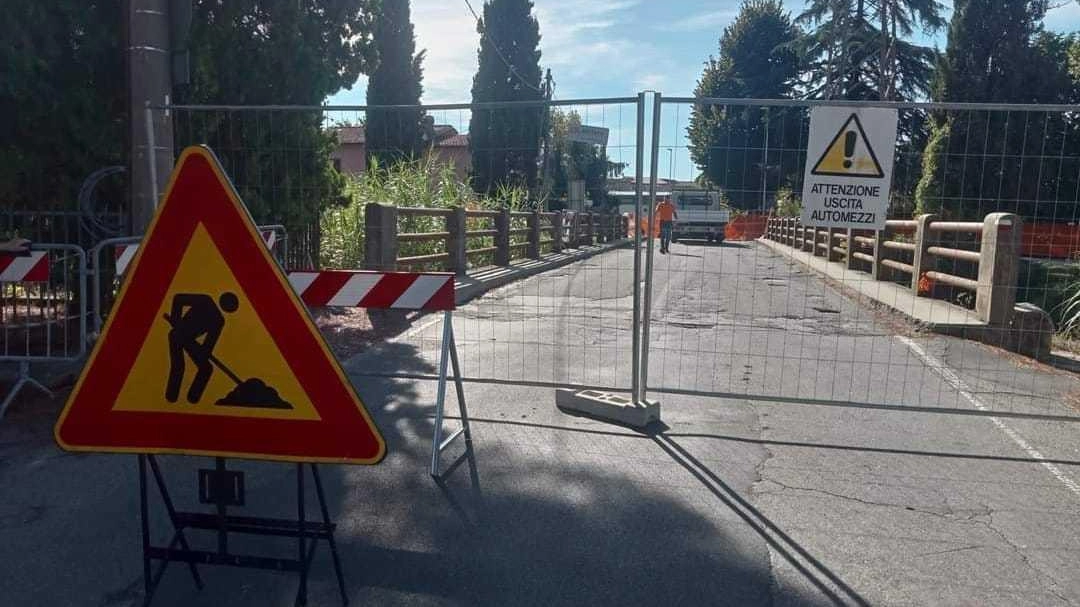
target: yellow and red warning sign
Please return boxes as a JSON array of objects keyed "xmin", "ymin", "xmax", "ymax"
[
  {"xmin": 801, "ymin": 107, "xmax": 897, "ymax": 230},
  {"xmin": 55, "ymin": 146, "xmax": 385, "ymax": 464},
  {"xmin": 809, "ymin": 113, "xmax": 885, "ymax": 178}
]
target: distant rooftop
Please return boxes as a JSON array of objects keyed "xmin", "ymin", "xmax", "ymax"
[{"xmin": 332, "ymin": 124, "xmax": 467, "ymax": 147}]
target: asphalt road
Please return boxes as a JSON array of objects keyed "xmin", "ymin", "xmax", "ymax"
[{"xmin": 2, "ymin": 239, "xmax": 1080, "ymax": 606}]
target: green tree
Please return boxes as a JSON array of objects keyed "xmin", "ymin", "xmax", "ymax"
[
  {"xmin": 686, "ymin": 1, "xmax": 801, "ymax": 211},
  {"xmin": 0, "ymin": 2, "xmax": 126, "ymax": 239},
  {"xmin": 468, "ymin": 0, "xmax": 546, "ymax": 194},
  {"xmin": 366, "ymin": 0, "xmax": 427, "ymax": 164},
  {"xmin": 914, "ymin": 1, "xmax": 1077, "ymax": 220},
  {"xmin": 798, "ymin": 0, "xmax": 945, "ymax": 100},
  {"xmin": 173, "ymin": 0, "xmax": 377, "ymax": 231}
]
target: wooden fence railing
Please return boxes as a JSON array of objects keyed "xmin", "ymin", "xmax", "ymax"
[
  {"xmin": 365, "ymin": 204, "xmax": 629, "ymax": 273},
  {"xmin": 765, "ymin": 213, "xmax": 1021, "ymax": 325}
]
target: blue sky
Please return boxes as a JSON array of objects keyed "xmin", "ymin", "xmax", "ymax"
[
  {"xmin": 329, "ymin": 0, "xmax": 1080, "ymax": 105},
  {"xmin": 326, "ymin": 1, "xmax": 1080, "ymax": 181}
]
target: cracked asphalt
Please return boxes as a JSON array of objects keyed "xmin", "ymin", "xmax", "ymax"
[{"xmin": 2, "ymin": 239, "xmax": 1080, "ymax": 606}]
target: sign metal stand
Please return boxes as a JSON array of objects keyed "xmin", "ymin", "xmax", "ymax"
[
  {"xmin": 137, "ymin": 455, "xmax": 347, "ymax": 607},
  {"xmin": 429, "ymin": 310, "xmax": 473, "ymax": 478}
]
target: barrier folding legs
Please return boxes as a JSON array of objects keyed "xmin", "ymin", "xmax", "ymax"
[
  {"xmin": 0, "ymin": 361, "xmax": 52, "ymax": 419},
  {"xmin": 429, "ymin": 310, "xmax": 473, "ymax": 478},
  {"xmin": 1, "ymin": 245, "xmax": 87, "ymax": 420},
  {"xmin": 287, "ymin": 269, "xmax": 473, "ymax": 479}
]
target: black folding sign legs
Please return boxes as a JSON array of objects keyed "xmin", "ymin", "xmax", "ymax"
[
  {"xmin": 137, "ymin": 455, "xmax": 347, "ymax": 607},
  {"xmin": 430, "ymin": 310, "xmax": 475, "ymax": 479}
]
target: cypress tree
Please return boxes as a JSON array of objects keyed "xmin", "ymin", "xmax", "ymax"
[
  {"xmin": 366, "ymin": 0, "xmax": 427, "ymax": 164},
  {"xmin": 468, "ymin": 0, "xmax": 545, "ymax": 194},
  {"xmin": 686, "ymin": 1, "xmax": 801, "ymax": 210},
  {"xmin": 914, "ymin": 0, "xmax": 1076, "ymax": 220}
]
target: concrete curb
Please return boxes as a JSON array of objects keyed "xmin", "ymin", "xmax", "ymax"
[{"xmin": 454, "ymin": 240, "xmax": 630, "ymax": 306}]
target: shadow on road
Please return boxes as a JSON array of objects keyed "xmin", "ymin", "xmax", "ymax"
[{"xmin": 114, "ymin": 340, "xmax": 816, "ymax": 607}]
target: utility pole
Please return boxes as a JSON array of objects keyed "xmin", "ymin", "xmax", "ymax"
[{"xmin": 126, "ymin": 0, "xmax": 176, "ymax": 234}]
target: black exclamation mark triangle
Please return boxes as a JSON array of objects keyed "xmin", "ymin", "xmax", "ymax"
[{"xmin": 810, "ymin": 114, "xmax": 885, "ymax": 178}]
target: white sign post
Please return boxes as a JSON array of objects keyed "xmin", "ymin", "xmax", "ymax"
[{"xmin": 801, "ymin": 106, "xmax": 898, "ymax": 230}]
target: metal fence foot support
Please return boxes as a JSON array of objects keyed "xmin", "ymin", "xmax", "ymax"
[
  {"xmin": 430, "ymin": 310, "xmax": 474, "ymax": 479},
  {"xmin": 0, "ymin": 361, "xmax": 53, "ymax": 419}
]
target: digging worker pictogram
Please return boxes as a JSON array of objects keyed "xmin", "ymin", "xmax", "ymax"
[{"xmin": 165, "ymin": 292, "xmax": 239, "ymax": 404}]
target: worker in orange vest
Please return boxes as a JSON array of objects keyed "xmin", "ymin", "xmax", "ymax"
[{"xmin": 655, "ymin": 197, "xmax": 678, "ymax": 253}]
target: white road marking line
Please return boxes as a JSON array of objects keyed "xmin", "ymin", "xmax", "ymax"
[{"xmin": 898, "ymin": 335, "xmax": 1080, "ymax": 498}]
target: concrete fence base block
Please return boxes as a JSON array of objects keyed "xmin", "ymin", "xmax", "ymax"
[
  {"xmin": 555, "ymin": 388, "xmax": 660, "ymax": 428},
  {"xmin": 1008, "ymin": 303, "xmax": 1055, "ymax": 361}
]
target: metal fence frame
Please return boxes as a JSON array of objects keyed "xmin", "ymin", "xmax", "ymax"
[
  {"xmin": 156, "ymin": 95, "xmax": 651, "ymax": 394},
  {"xmin": 1, "ymin": 243, "xmax": 88, "ymax": 417},
  {"xmin": 88, "ymin": 225, "xmax": 289, "ymax": 336},
  {"xmin": 142, "ymin": 93, "xmax": 1080, "ymax": 418},
  {"xmin": 640, "ymin": 94, "xmax": 1080, "ymax": 420}
]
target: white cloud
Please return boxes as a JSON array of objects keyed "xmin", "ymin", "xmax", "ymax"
[
  {"xmin": 1044, "ymin": 1, "xmax": 1080, "ymax": 33},
  {"xmin": 412, "ymin": 0, "xmax": 480, "ymax": 103},
  {"xmin": 660, "ymin": 8, "xmax": 738, "ymax": 32},
  {"xmin": 633, "ymin": 73, "xmax": 666, "ymax": 90},
  {"xmin": 330, "ymin": 0, "xmax": 684, "ymax": 104}
]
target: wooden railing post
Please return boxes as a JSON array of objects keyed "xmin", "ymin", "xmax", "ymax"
[
  {"xmin": 846, "ymin": 228, "xmax": 857, "ymax": 270},
  {"xmin": 827, "ymin": 228, "xmax": 841, "ymax": 261},
  {"xmin": 911, "ymin": 213, "xmax": 938, "ymax": 293},
  {"xmin": 552, "ymin": 212, "xmax": 565, "ymax": 252},
  {"xmin": 584, "ymin": 212, "xmax": 595, "ymax": 245},
  {"xmin": 527, "ymin": 209, "xmax": 542, "ymax": 259},
  {"xmin": 446, "ymin": 206, "xmax": 467, "ymax": 274},
  {"xmin": 364, "ymin": 202, "xmax": 398, "ymax": 271},
  {"xmin": 872, "ymin": 226, "xmax": 888, "ymax": 281},
  {"xmin": 976, "ymin": 213, "xmax": 1022, "ymax": 325},
  {"xmin": 495, "ymin": 207, "xmax": 511, "ymax": 266}
]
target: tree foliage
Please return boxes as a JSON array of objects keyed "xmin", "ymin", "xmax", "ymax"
[
  {"xmin": 366, "ymin": 0, "xmax": 427, "ymax": 164},
  {"xmin": 468, "ymin": 0, "xmax": 546, "ymax": 194},
  {"xmin": 174, "ymin": 0, "xmax": 378, "ymax": 230},
  {"xmin": 914, "ymin": 1, "xmax": 1080, "ymax": 220},
  {"xmin": 686, "ymin": 1, "xmax": 802, "ymax": 211},
  {"xmin": 3, "ymin": 1, "xmax": 378, "ymax": 242},
  {"xmin": 0, "ymin": 2, "xmax": 126, "ymax": 220},
  {"xmin": 797, "ymin": 0, "xmax": 945, "ymax": 101}
]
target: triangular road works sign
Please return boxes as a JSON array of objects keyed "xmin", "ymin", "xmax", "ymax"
[
  {"xmin": 55, "ymin": 146, "xmax": 385, "ymax": 464},
  {"xmin": 810, "ymin": 113, "xmax": 885, "ymax": 178}
]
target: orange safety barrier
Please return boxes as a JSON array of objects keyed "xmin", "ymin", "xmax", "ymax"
[
  {"xmin": 625, "ymin": 213, "xmax": 660, "ymax": 238},
  {"xmin": 725, "ymin": 214, "xmax": 769, "ymax": 241},
  {"xmin": 1022, "ymin": 222, "xmax": 1080, "ymax": 259}
]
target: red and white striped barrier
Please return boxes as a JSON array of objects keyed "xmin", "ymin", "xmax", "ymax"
[
  {"xmin": 114, "ymin": 229, "xmax": 279, "ymax": 276},
  {"xmin": 0, "ymin": 251, "xmax": 49, "ymax": 283},
  {"xmin": 286, "ymin": 270, "xmax": 455, "ymax": 311}
]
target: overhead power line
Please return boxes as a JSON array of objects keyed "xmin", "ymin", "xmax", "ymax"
[{"xmin": 462, "ymin": 0, "xmax": 546, "ymax": 95}]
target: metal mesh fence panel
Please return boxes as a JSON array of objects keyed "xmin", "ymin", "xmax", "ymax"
[
  {"xmin": 1, "ymin": 245, "xmax": 87, "ymax": 363},
  {"xmin": 166, "ymin": 98, "xmax": 644, "ymax": 392},
  {"xmin": 645, "ymin": 97, "xmax": 1080, "ymax": 420}
]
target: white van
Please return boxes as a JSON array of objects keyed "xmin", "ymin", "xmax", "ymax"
[{"xmin": 671, "ymin": 190, "xmax": 730, "ymax": 243}]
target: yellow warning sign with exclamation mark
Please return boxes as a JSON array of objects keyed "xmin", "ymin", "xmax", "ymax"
[{"xmin": 810, "ymin": 113, "xmax": 884, "ymax": 178}]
